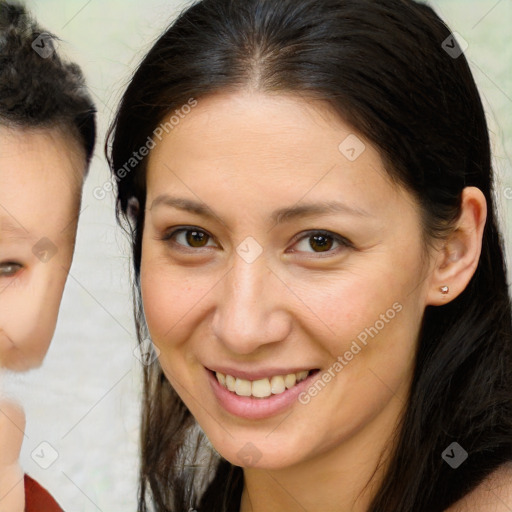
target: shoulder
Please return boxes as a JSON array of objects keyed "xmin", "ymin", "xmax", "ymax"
[
  {"xmin": 24, "ymin": 474, "xmax": 63, "ymax": 512},
  {"xmin": 446, "ymin": 463, "xmax": 512, "ymax": 512}
]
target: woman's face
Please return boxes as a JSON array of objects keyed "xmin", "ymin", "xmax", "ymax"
[
  {"xmin": 141, "ymin": 91, "xmax": 435, "ymax": 471},
  {"xmin": 0, "ymin": 127, "xmax": 84, "ymax": 371}
]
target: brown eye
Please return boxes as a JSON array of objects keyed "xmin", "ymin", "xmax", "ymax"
[
  {"xmin": 163, "ymin": 227, "xmax": 217, "ymax": 250},
  {"xmin": 184, "ymin": 229, "xmax": 209, "ymax": 248},
  {"xmin": 0, "ymin": 262, "xmax": 23, "ymax": 277},
  {"xmin": 291, "ymin": 231, "xmax": 352, "ymax": 255},
  {"xmin": 308, "ymin": 233, "xmax": 334, "ymax": 252}
]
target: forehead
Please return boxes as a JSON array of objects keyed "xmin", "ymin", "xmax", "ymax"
[
  {"xmin": 0, "ymin": 124, "xmax": 85, "ymax": 183},
  {"xmin": 0, "ymin": 215, "xmax": 31, "ymax": 240},
  {"xmin": 0, "ymin": 124, "xmax": 85, "ymax": 186},
  {"xmin": 150, "ymin": 91, "xmax": 347, "ymax": 161},
  {"xmin": 0, "ymin": 125, "xmax": 85, "ymax": 240},
  {"xmin": 145, "ymin": 91, "xmax": 399, "ymax": 217}
]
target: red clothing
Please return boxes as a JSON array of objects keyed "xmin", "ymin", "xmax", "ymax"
[{"xmin": 24, "ymin": 474, "xmax": 63, "ymax": 512}]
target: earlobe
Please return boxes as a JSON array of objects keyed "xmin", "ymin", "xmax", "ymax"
[
  {"xmin": 128, "ymin": 196, "xmax": 140, "ymax": 217},
  {"xmin": 426, "ymin": 187, "xmax": 487, "ymax": 306}
]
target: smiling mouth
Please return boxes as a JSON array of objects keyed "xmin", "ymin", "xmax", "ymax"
[{"xmin": 213, "ymin": 369, "xmax": 319, "ymax": 399}]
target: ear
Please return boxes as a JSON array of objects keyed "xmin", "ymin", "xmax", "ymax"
[
  {"xmin": 128, "ymin": 196, "xmax": 140, "ymax": 217},
  {"xmin": 426, "ymin": 186, "xmax": 487, "ymax": 306}
]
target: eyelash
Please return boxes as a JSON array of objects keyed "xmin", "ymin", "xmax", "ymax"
[{"xmin": 160, "ymin": 226, "xmax": 353, "ymax": 257}]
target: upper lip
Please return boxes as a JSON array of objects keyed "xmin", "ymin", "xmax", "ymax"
[{"xmin": 206, "ymin": 366, "xmax": 316, "ymax": 381}]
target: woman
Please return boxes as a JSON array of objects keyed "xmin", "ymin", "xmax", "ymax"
[
  {"xmin": 0, "ymin": 1, "xmax": 96, "ymax": 510},
  {"xmin": 106, "ymin": 0, "xmax": 512, "ymax": 510}
]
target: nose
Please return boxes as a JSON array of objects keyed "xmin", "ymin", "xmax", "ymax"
[{"xmin": 211, "ymin": 251, "xmax": 292, "ymax": 355}]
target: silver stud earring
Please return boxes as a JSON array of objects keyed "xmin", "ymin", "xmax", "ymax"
[{"xmin": 440, "ymin": 285, "xmax": 449, "ymax": 294}]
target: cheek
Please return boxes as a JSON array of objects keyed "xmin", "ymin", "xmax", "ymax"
[
  {"xmin": 0, "ymin": 266, "xmax": 67, "ymax": 370},
  {"xmin": 294, "ymin": 255, "xmax": 424, "ymax": 405},
  {"xmin": 292, "ymin": 266, "xmax": 408, "ymax": 352},
  {"xmin": 140, "ymin": 250, "xmax": 209, "ymax": 347},
  {"xmin": 140, "ymin": 259, "xmax": 172, "ymax": 342}
]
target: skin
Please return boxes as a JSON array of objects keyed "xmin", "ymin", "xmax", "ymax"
[
  {"xmin": 0, "ymin": 125, "xmax": 85, "ymax": 510},
  {"xmin": 0, "ymin": 399, "xmax": 25, "ymax": 512},
  {"xmin": 0, "ymin": 125, "xmax": 84, "ymax": 371},
  {"xmin": 448, "ymin": 463, "xmax": 512, "ymax": 512},
  {"xmin": 140, "ymin": 90, "xmax": 491, "ymax": 511}
]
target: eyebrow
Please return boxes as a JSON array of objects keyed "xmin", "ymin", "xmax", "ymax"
[
  {"xmin": 150, "ymin": 194, "xmax": 372, "ymax": 225},
  {"xmin": 0, "ymin": 217, "xmax": 30, "ymax": 241}
]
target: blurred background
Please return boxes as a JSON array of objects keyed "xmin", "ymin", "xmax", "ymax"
[{"xmin": 0, "ymin": 0, "xmax": 511, "ymax": 510}]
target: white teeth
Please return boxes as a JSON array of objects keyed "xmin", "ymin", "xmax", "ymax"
[
  {"xmin": 252, "ymin": 378, "xmax": 272, "ymax": 398},
  {"xmin": 296, "ymin": 370, "xmax": 308, "ymax": 381},
  {"xmin": 270, "ymin": 375, "xmax": 285, "ymax": 394},
  {"xmin": 226, "ymin": 374, "xmax": 236, "ymax": 392},
  {"xmin": 235, "ymin": 378, "xmax": 252, "ymax": 397},
  {"xmin": 284, "ymin": 373, "xmax": 296, "ymax": 389},
  {"xmin": 215, "ymin": 370, "xmax": 311, "ymax": 398}
]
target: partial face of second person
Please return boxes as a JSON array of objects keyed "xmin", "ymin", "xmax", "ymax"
[
  {"xmin": 141, "ymin": 91, "xmax": 439, "ymax": 473},
  {"xmin": 0, "ymin": 126, "xmax": 84, "ymax": 371}
]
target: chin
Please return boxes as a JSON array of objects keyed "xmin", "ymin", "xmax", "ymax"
[
  {"xmin": 0, "ymin": 345, "xmax": 46, "ymax": 372},
  {"xmin": 208, "ymin": 434, "xmax": 302, "ymax": 471}
]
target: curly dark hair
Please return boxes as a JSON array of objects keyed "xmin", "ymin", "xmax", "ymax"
[{"xmin": 0, "ymin": 0, "xmax": 96, "ymax": 168}]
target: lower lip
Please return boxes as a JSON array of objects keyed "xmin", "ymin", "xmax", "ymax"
[{"xmin": 207, "ymin": 369, "xmax": 319, "ymax": 420}]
